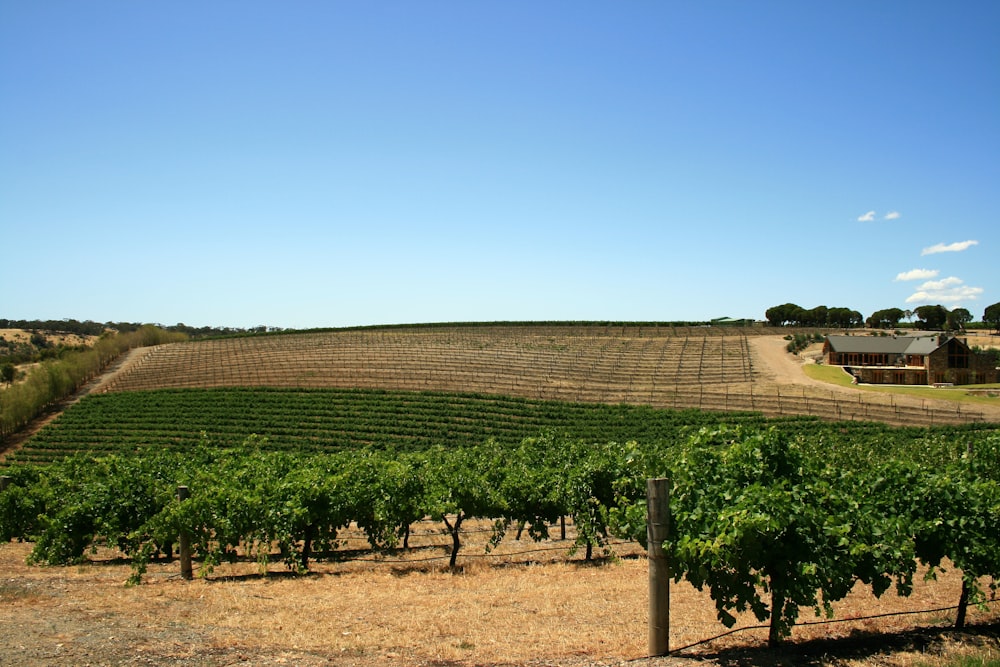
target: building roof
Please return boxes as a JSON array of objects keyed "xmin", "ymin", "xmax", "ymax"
[
  {"xmin": 903, "ymin": 336, "xmax": 945, "ymax": 355},
  {"xmin": 825, "ymin": 333, "xmax": 951, "ymax": 356}
]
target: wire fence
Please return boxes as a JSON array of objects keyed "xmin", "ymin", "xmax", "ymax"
[{"xmin": 657, "ymin": 596, "xmax": 1000, "ymax": 658}]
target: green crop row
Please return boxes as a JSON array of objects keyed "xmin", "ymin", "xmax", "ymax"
[{"xmin": 10, "ymin": 387, "xmax": 998, "ymax": 466}]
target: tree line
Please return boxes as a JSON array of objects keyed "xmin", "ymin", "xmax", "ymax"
[
  {"xmin": 766, "ymin": 302, "xmax": 1000, "ymax": 332},
  {"xmin": 0, "ymin": 318, "xmax": 279, "ymax": 339},
  {"xmin": 764, "ymin": 304, "xmax": 863, "ymax": 328}
]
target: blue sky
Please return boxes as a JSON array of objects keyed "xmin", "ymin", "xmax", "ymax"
[{"xmin": 2, "ymin": 2, "xmax": 997, "ymax": 329}]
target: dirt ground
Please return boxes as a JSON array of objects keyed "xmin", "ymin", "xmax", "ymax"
[
  {"xmin": 748, "ymin": 336, "xmax": 834, "ymax": 387},
  {"xmin": 1, "ymin": 530, "xmax": 999, "ymax": 667}
]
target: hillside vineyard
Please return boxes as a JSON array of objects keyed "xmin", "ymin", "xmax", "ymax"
[
  {"xmin": 102, "ymin": 327, "xmax": 752, "ymax": 395},
  {"xmin": 96, "ymin": 326, "xmax": 987, "ymax": 426}
]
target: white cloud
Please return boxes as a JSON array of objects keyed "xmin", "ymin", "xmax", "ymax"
[
  {"xmin": 921, "ymin": 240, "xmax": 979, "ymax": 255},
  {"xmin": 857, "ymin": 210, "xmax": 876, "ymax": 222},
  {"xmin": 904, "ymin": 276, "xmax": 984, "ymax": 305},
  {"xmin": 883, "ymin": 211, "xmax": 901, "ymax": 220},
  {"xmin": 894, "ymin": 268, "xmax": 939, "ymax": 282},
  {"xmin": 918, "ymin": 276, "xmax": 963, "ymax": 290}
]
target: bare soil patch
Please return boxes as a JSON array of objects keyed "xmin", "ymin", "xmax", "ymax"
[
  {"xmin": 1, "ymin": 525, "xmax": 998, "ymax": 667},
  {"xmin": 748, "ymin": 336, "xmax": 834, "ymax": 388}
]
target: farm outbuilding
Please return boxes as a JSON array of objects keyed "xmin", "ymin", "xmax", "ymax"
[{"xmin": 823, "ymin": 333, "xmax": 998, "ymax": 386}]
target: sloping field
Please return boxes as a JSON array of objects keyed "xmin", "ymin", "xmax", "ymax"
[
  {"xmin": 100, "ymin": 326, "xmax": 754, "ymax": 396},
  {"xmin": 97, "ymin": 325, "xmax": 991, "ymax": 426}
]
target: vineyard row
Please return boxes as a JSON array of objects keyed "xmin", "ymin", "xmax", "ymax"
[
  {"xmin": 9, "ymin": 387, "xmax": 998, "ymax": 465},
  {"xmin": 100, "ymin": 331, "xmax": 756, "ymax": 394}
]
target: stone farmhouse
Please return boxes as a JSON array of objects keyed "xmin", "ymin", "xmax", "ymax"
[{"xmin": 823, "ymin": 333, "xmax": 999, "ymax": 386}]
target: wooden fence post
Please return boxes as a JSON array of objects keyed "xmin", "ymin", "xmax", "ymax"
[
  {"xmin": 0, "ymin": 476, "xmax": 10, "ymax": 492},
  {"xmin": 177, "ymin": 485, "xmax": 192, "ymax": 580},
  {"xmin": 647, "ymin": 477, "xmax": 670, "ymax": 657}
]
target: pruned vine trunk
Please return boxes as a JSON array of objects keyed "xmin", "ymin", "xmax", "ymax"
[
  {"xmin": 955, "ymin": 578, "xmax": 970, "ymax": 629},
  {"xmin": 768, "ymin": 586, "xmax": 785, "ymax": 648},
  {"xmin": 301, "ymin": 524, "xmax": 315, "ymax": 569},
  {"xmin": 442, "ymin": 512, "xmax": 465, "ymax": 569}
]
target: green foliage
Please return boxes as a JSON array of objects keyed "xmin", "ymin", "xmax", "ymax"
[
  {"xmin": 785, "ymin": 332, "xmax": 825, "ymax": 354},
  {"xmin": 614, "ymin": 425, "xmax": 1000, "ymax": 645},
  {"xmin": 867, "ymin": 308, "xmax": 905, "ymax": 329},
  {"xmin": 985, "ymin": 302, "xmax": 1000, "ymax": 333},
  {"xmin": 9, "ymin": 387, "xmax": 778, "ymax": 463},
  {"xmin": 667, "ymin": 427, "xmax": 879, "ymax": 645},
  {"xmin": 766, "ymin": 304, "xmax": 863, "ymax": 328},
  {"xmin": 915, "ymin": 305, "xmax": 950, "ymax": 330},
  {"xmin": 908, "ymin": 434, "xmax": 1000, "ymax": 605},
  {"xmin": 947, "ymin": 308, "xmax": 973, "ymax": 331}
]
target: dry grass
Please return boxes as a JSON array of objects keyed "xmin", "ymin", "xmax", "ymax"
[
  {"xmin": 0, "ymin": 328, "xmax": 95, "ymax": 348},
  {"xmin": 2, "ymin": 520, "xmax": 997, "ymax": 666}
]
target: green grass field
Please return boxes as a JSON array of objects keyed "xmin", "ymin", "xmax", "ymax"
[{"xmin": 803, "ymin": 362, "xmax": 1000, "ymax": 407}]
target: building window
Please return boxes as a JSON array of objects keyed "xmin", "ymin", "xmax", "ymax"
[{"xmin": 947, "ymin": 340, "xmax": 969, "ymax": 369}]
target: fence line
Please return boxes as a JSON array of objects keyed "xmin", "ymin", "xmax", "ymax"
[{"xmin": 656, "ymin": 596, "xmax": 1000, "ymax": 658}]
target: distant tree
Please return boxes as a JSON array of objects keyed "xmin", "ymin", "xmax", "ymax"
[
  {"xmin": 29, "ymin": 332, "xmax": 50, "ymax": 349},
  {"xmin": 805, "ymin": 306, "xmax": 829, "ymax": 327},
  {"xmin": 946, "ymin": 308, "xmax": 972, "ymax": 331},
  {"xmin": 828, "ymin": 307, "xmax": 863, "ymax": 329},
  {"xmin": 1, "ymin": 363, "xmax": 14, "ymax": 385},
  {"xmin": 984, "ymin": 302, "xmax": 1000, "ymax": 333},
  {"xmin": 972, "ymin": 346, "xmax": 1000, "ymax": 366},
  {"xmin": 914, "ymin": 305, "xmax": 949, "ymax": 330},
  {"xmin": 867, "ymin": 308, "xmax": 905, "ymax": 329},
  {"xmin": 765, "ymin": 303, "xmax": 804, "ymax": 327}
]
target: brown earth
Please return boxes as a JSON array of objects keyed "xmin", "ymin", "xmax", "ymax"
[{"xmin": 1, "ymin": 525, "xmax": 997, "ymax": 667}]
